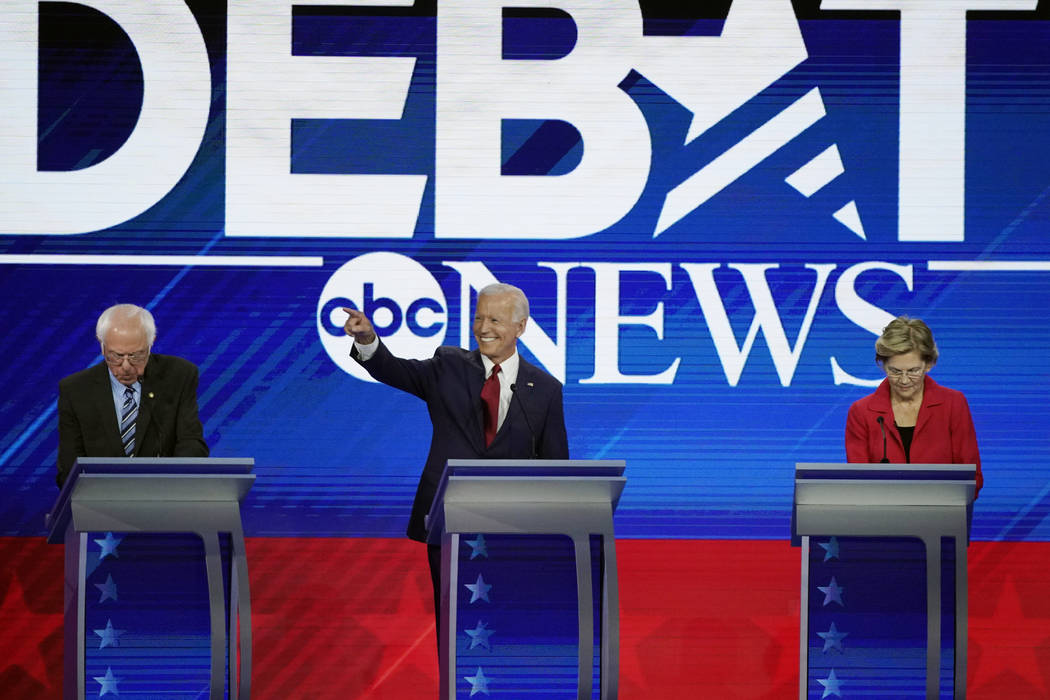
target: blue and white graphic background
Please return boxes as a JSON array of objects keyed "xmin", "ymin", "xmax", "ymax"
[{"xmin": 1, "ymin": 1, "xmax": 1048, "ymax": 544}]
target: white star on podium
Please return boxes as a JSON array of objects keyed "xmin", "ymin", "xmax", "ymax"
[
  {"xmin": 818, "ymin": 621, "xmax": 848, "ymax": 653},
  {"xmin": 819, "ymin": 537, "xmax": 840, "ymax": 562},
  {"xmin": 465, "ymin": 620, "xmax": 495, "ymax": 650},
  {"xmin": 465, "ymin": 574, "xmax": 492, "ymax": 603},
  {"xmin": 465, "ymin": 534, "xmax": 488, "ymax": 559},
  {"xmin": 94, "ymin": 533, "xmax": 122, "ymax": 560},
  {"xmin": 464, "ymin": 667, "xmax": 490, "ymax": 695},
  {"xmin": 95, "ymin": 574, "xmax": 118, "ymax": 603},
  {"xmin": 817, "ymin": 668, "xmax": 843, "ymax": 697},
  {"xmin": 94, "ymin": 619, "xmax": 126, "ymax": 649},
  {"xmin": 93, "ymin": 667, "xmax": 121, "ymax": 696},
  {"xmin": 817, "ymin": 577, "xmax": 845, "ymax": 606}
]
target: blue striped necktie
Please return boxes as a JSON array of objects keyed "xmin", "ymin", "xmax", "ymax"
[{"xmin": 120, "ymin": 386, "xmax": 137, "ymax": 456}]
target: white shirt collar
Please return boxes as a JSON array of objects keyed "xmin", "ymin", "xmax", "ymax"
[{"xmin": 481, "ymin": 350, "xmax": 519, "ymax": 384}]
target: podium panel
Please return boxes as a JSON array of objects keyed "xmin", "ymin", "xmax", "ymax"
[
  {"xmin": 77, "ymin": 532, "xmax": 226, "ymax": 696},
  {"xmin": 46, "ymin": 458, "xmax": 255, "ymax": 700},
  {"xmin": 793, "ymin": 463, "xmax": 975, "ymax": 700},
  {"xmin": 803, "ymin": 535, "xmax": 957, "ymax": 697},
  {"xmin": 451, "ymin": 533, "xmax": 600, "ymax": 698},
  {"xmin": 428, "ymin": 460, "xmax": 625, "ymax": 700}
]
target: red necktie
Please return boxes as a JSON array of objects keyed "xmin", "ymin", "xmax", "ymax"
[{"xmin": 481, "ymin": 364, "xmax": 501, "ymax": 446}]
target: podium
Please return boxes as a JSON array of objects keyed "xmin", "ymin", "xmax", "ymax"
[
  {"xmin": 427, "ymin": 459, "xmax": 626, "ymax": 700},
  {"xmin": 793, "ymin": 463, "xmax": 977, "ymax": 699},
  {"xmin": 45, "ymin": 457, "xmax": 255, "ymax": 700}
]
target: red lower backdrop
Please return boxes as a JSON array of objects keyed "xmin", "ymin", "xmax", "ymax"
[{"xmin": 1, "ymin": 537, "xmax": 1048, "ymax": 698}]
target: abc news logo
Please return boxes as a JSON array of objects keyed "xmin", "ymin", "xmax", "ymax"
[
  {"xmin": 318, "ymin": 251, "xmax": 939, "ymax": 389},
  {"xmin": 318, "ymin": 253, "xmax": 448, "ymax": 381}
]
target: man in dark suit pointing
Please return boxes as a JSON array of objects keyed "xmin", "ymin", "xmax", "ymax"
[
  {"xmin": 343, "ymin": 282, "xmax": 569, "ymax": 629},
  {"xmin": 57, "ymin": 304, "xmax": 209, "ymax": 486}
]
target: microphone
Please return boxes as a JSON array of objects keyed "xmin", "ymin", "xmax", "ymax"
[
  {"xmin": 154, "ymin": 417, "xmax": 166, "ymax": 458},
  {"xmin": 876, "ymin": 416, "xmax": 890, "ymax": 463},
  {"xmin": 145, "ymin": 389, "xmax": 164, "ymax": 457},
  {"xmin": 509, "ymin": 383, "xmax": 538, "ymax": 458}
]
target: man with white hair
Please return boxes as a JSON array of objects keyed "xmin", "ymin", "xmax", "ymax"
[
  {"xmin": 343, "ymin": 282, "xmax": 569, "ymax": 637},
  {"xmin": 57, "ymin": 303, "xmax": 208, "ymax": 486}
]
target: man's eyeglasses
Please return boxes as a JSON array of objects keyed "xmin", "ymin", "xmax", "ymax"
[
  {"xmin": 885, "ymin": 367, "xmax": 924, "ymax": 379},
  {"xmin": 104, "ymin": 350, "xmax": 149, "ymax": 366}
]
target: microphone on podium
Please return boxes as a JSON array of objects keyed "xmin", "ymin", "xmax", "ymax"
[
  {"xmin": 876, "ymin": 416, "xmax": 890, "ymax": 463},
  {"xmin": 510, "ymin": 383, "xmax": 538, "ymax": 458}
]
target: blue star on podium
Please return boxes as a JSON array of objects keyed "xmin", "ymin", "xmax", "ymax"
[
  {"xmin": 94, "ymin": 532, "xmax": 123, "ymax": 560},
  {"xmin": 817, "ymin": 668, "xmax": 843, "ymax": 697},
  {"xmin": 465, "ymin": 574, "xmax": 492, "ymax": 603},
  {"xmin": 94, "ymin": 619, "xmax": 126, "ymax": 649},
  {"xmin": 93, "ymin": 667, "xmax": 121, "ymax": 696},
  {"xmin": 465, "ymin": 534, "xmax": 488, "ymax": 559},
  {"xmin": 95, "ymin": 574, "xmax": 118, "ymax": 603},
  {"xmin": 464, "ymin": 666, "xmax": 490, "ymax": 696},
  {"xmin": 818, "ymin": 536, "xmax": 840, "ymax": 562},
  {"xmin": 818, "ymin": 621, "xmax": 848, "ymax": 653},
  {"xmin": 465, "ymin": 620, "xmax": 495, "ymax": 650},
  {"xmin": 817, "ymin": 577, "xmax": 845, "ymax": 606}
]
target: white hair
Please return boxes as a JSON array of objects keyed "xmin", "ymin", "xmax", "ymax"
[
  {"xmin": 478, "ymin": 283, "xmax": 529, "ymax": 321},
  {"xmin": 96, "ymin": 304, "xmax": 157, "ymax": 346}
]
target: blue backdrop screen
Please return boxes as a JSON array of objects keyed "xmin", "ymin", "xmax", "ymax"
[{"xmin": 1, "ymin": 1, "xmax": 1048, "ymax": 543}]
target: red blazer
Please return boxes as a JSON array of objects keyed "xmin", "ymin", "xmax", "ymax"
[{"xmin": 845, "ymin": 375, "xmax": 982, "ymax": 494}]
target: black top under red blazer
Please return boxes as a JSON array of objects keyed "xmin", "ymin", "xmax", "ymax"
[{"xmin": 353, "ymin": 341, "xmax": 570, "ymax": 542}]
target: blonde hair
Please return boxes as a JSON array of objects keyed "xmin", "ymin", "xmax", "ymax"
[{"xmin": 875, "ymin": 316, "xmax": 938, "ymax": 366}]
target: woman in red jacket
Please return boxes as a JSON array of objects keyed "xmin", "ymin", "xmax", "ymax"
[{"xmin": 845, "ymin": 316, "xmax": 982, "ymax": 494}]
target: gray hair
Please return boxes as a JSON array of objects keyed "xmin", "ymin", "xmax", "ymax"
[
  {"xmin": 478, "ymin": 283, "xmax": 529, "ymax": 322},
  {"xmin": 96, "ymin": 304, "xmax": 157, "ymax": 346}
]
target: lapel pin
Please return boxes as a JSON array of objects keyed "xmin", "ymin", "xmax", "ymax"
[
  {"xmin": 148, "ymin": 392, "xmax": 155, "ymax": 399},
  {"xmin": 527, "ymin": 382, "xmax": 534, "ymax": 387}
]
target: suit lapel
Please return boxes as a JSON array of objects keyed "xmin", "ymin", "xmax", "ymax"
[
  {"xmin": 515, "ymin": 359, "xmax": 540, "ymax": 390},
  {"xmin": 135, "ymin": 379, "xmax": 155, "ymax": 458},
  {"xmin": 491, "ymin": 357, "xmax": 540, "ymax": 447},
  {"xmin": 465, "ymin": 351, "xmax": 488, "ymax": 452},
  {"xmin": 914, "ymin": 375, "xmax": 942, "ymax": 439},
  {"xmin": 90, "ymin": 364, "xmax": 126, "ymax": 455}
]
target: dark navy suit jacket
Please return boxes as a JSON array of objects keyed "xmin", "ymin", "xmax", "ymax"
[
  {"xmin": 353, "ymin": 341, "xmax": 569, "ymax": 542},
  {"xmin": 57, "ymin": 354, "xmax": 209, "ymax": 486}
]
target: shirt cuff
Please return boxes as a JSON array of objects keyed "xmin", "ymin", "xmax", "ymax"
[{"xmin": 354, "ymin": 337, "xmax": 380, "ymax": 361}]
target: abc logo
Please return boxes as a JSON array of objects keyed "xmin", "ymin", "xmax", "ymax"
[{"xmin": 317, "ymin": 252, "xmax": 448, "ymax": 381}]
